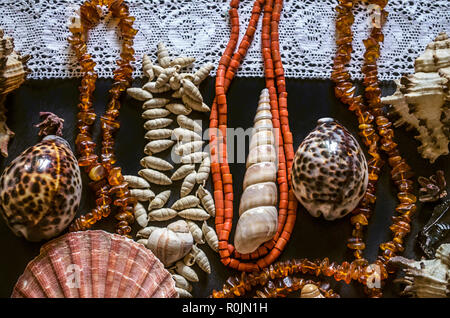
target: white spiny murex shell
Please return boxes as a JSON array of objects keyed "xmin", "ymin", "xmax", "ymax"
[
  {"xmin": 142, "ymin": 108, "xmax": 171, "ymax": 119},
  {"xmin": 389, "ymin": 243, "xmax": 450, "ymax": 298},
  {"xmin": 134, "ymin": 202, "xmax": 148, "ymax": 228},
  {"xmin": 186, "ymin": 220, "xmax": 205, "ymax": 244},
  {"xmin": 11, "ymin": 230, "xmax": 177, "ymax": 298},
  {"xmin": 145, "ymin": 220, "xmax": 194, "ymax": 267},
  {"xmin": 144, "ymin": 139, "xmax": 175, "ymax": 155},
  {"xmin": 193, "ymin": 63, "xmax": 215, "ymax": 85},
  {"xmin": 127, "ymin": 87, "xmax": 153, "ymax": 101},
  {"xmin": 143, "ymin": 98, "xmax": 170, "ymax": 109},
  {"xmin": 291, "ymin": 117, "xmax": 369, "ymax": 221},
  {"xmin": 202, "ymin": 221, "xmax": 218, "ymax": 252},
  {"xmin": 192, "ymin": 245, "xmax": 211, "ymax": 274},
  {"xmin": 234, "ymin": 89, "xmax": 278, "ymax": 254},
  {"xmin": 147, "ymin": 208, "xmax": 178, "ymax": 222},
  {"xmin": 174, "ymin": 140, "xmax": 204, "ymax": 156},
  {"xmin": 165, "ymin": 103, "xmax": 192, "ymax": 115},
  {"xmin": 142, "ymin": 54, "xmax": 154, "ymax": 80},
  {"xmin": 144, "ymin": 128, "xmax": 173, "ymax": 140},
  {"xmin": 196, "ymin": 157, "xmax": 211, "ymax": 184},
  {"xmin": 143, "ymin": 81, "xmax": 171, "ymax": 93},
  {"xmin": 130, "ymin": 188, "xmax": 155, "ymax": 202},
  {"xmin": 177, "ymin": 114, "xmax": 203, "ymax": 132},
  {"xmin": 171, "ymin": 164, "xmax": 195, "ymax": 181},
  {"xmin": 143, "ymin": 118, "xmax": 173, "ymax": 130},
  {"xmin": 381, "ymin": 32, "xmax": 450, "ymax": 163},
  {"xmin": 138, "ymin": 168, "xmax": 172, "ymax": 185},
  {"xmin": 172, "ymin": 127, "xmax": 202, "ymax": 143},
  {"xmin": 180, "ymin": 152, "xmax": 208, "ymax": 164},
  {"xmin": 171, "ymin": 195, "xmax": 200, "ymax": 210},
  {"xmin": 123, "ymin": 175, "xmax": 151, "ymax": 189},
  {"xmin": 178, "ymin": 208, "xmax": 210, "ymax": 221},
  {"xmin": 175, "ymin": 260, "xmax": 199, "ymax": 282},
  {"xmin": 196, "ymin": 185, "xmax": 216, "ymax": 217},
  {"xmin": 157, "ymin": 42, "xmax": 172, "ymax": 68},
  {"xmin": 148, "ymin": 190, "xmax": 171, "ymax": 210},
  {"xmin": 172, "ymin": 274, "xmax": 193, "ymax": 292},
  {"xmin": 180, "ymin": 171, "xmax": 197, "ymax": 197},
  {"xmin": 140, "ymin": 156, "xmax": 174, "ymax": 171}
]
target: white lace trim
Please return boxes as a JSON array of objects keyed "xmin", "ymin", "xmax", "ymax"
[{"xmin": 0, "ymin": 0, "xmax": 448, "ymax": 80}]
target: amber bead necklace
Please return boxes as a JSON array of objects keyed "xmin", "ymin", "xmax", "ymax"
[
  {"xmin": 209, "ymin": 0, "xmax": 297, "ymax": 272},
  {"xmin": 67, "ymin": 0, "xmax": 138, "ymax": 237},
  {"xmin": 211, "ymin": 0, "xmax": 417, "ymax": 298}
]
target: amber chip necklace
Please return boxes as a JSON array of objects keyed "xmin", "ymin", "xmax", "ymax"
[{"xmin": 67, "ymin": 0, "xmax": 138, "ymax": 237}]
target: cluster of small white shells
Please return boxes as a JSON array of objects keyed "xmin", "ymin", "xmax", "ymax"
[{"xmin": 127, "ymin": 43, "xmax": 218, "ymax": 298}]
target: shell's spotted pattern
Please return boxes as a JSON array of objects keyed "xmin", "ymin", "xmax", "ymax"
[
  {"xmin": 0, "ymin": 136, "xmax": 82, "ymax": 241},
  {"xmin": 291, "ymin": 118, "xmax": 368, "ymax": 220}
]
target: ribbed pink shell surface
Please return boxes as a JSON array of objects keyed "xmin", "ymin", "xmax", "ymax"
[{"xmin": 11, "ymin": 230, "xmax": 178, "ymax": 298}]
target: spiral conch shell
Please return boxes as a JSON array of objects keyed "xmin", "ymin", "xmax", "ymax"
[
  {"xmin": 291, "ymin": 118, "xmax": 368, "ymax": 221},
  {"xmin": 234, "ymin": 89, "xmax": 278, "ymax": 254},
  {"xmin": 145, "ymin": 220, "xmax": 194, "ymax": 266},
  {"xmin": 381, "ymin": 32, "xmax": 450, "ymax": 163}
]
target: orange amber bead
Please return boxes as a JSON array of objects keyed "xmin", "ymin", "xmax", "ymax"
[
  {"xmin": 108, "ymin": 167, "xmax": 124, "ymax": 185},
  {"xmin": 88, "ymin": 164, "xmax": 107, "ymax": 181}
]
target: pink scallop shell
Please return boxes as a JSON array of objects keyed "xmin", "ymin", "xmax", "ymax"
[{"xmin": 11, "ymin": 230, "xmax": 178, "ymax": 298}]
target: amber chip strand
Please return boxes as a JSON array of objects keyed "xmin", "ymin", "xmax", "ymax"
[{"xmin": 68, "ymin": 0, "xmax": 137, "ymax": 236}]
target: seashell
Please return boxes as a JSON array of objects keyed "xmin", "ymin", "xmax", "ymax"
[
  {"xmin": 143, "ymin": 81, "xmax": 171, "ymax": 93},
  {"xmin": 143, "ymin": 98, "xmax": 170, "ymax": 109},
  {"xmin": 172, "ymin": 274, "xmax": 193, "ymax": 292},
  {"xmin": 142, "ymin": 108, "xmax": 171, "ymax": 119},
  {"xmin": 193, "ymin": 63, "xmax": 215, "ymax": 85},
  {"xmin": 171, "ymin": 164, "xmax": 195, "ymax": 181},
  {"xmin": 181, "ymin": 94, "xmax": 210, "ymax": 112},
  {"xmin": 196, "ymin": 185, "xmax": 215, "ymax": 217},
  {"xmin": 181, "ymin": 152, "xmax": 208, "ymax": 164},
  {"xmin": 123, "ymin": 175, "xmax": 151, "ymax": 189},
  {"xmin": 148, "ymin": 190, "xmax": 171, "ymax": 210},
  {"xmin": 145, "ymin": 220, "xmax": 193, "ymax": 266},
  {"xmin": 181, "ymin": 79, "xmax": 203, "ymax": 103},
  {"xmin": 175, "ymin": 287, "xmax": 192, "ymax": 298},
  {"xmin": 300, "ymin": 284, "xmax": 324, "ymax": 298},
  {"xmin": 180, "ymin": 73, "xmax": 195, "ymax": 81},
  {"xmin": 155, "ymin": 67, "xmax": 178, "ymax": 88},
  {"xmin": 171, "ymin": 195, "xmax": 200, "ymax": 210},
  {"xmin": 130, "ymin": 189, "xmax": 155, "ymax": 202},
  {"xmin": 389, "ymin": 243, "xmax": 450, "ymax": 298},
  {"xmin": 138, "ymin": 168, "xmax": 172, "ymax": 186},
  {"xmin": 177, "ymin": 115, "xmax": 203, "ymax": 133},
  {"xmin": 144, "ymin": 139, "xmax": 175, "ymax": 155},
  {"xmin": 136, "ymin": 238, "xmax": 148, "ymax": 246},
  {"xmin": 127, "ymin": 87, "xmax": 153, "ymax": 101},
  {"xmin": 381, "ymin": 32, "xmax": 450, "ymax": 163},
  {"xmin": 157, "ymin": 42, "xmax": 172, "ymax": 68},
  {"xmin": 170, "ymin": 56, "xmax": 196, "ymax": 68},
  {"xmin": 169, "ymin": 73, "xmax": 182, "ymax": 91},
  {"xmin": 178, "ymin": 208, "xmax": 210, "ymax": 221},
  {"xmin": 234, "ymin": 89, "xmax": 278, "ymax": 253},
  {"xmin": 202, "ymin": 221, "xmax": 219, "ymax": 252},
  {"xmin": 191, "ymin": 245, "xmax": 211, "ymax": 274},
  {"xmin": 172, "ymin": 127, "xmax": 202, "ymax": 143},
  {"xmin": 196, "ymin": 156, "xmax": 211, "ymax": 184},
  {"xmin": 183, "ymin": 249, "xmax": 197, "ymax": 266},
  {"xmin": 144, "ymin": 128, "xmax": 173, "ymax": 140},
  {"xmin": 234, "ymin": 206, "xmax": 278, "ymax": 254},
  {"xmin": 142, "ymin": 54, "xmax": 154, "ymax": 80},
  {"xmin": 136, "ymin": 226, "xmax": 159, "ymax": 239},
  {"xmin": 166, "ymin": 103, "xmax": 192, "ymax": 116},
  {"xmin": 147, "ymin": 208, "xmax": 178, "ymax": 222},
  {"xmin": 152, "ymin": 64, "xmax": 165, "ymax": 77},
  {"xmin": 172, "ymin": 88, "xmax": 183, "ymax": 99},
  {"xmin": 143, "ymin": 118, "xmax": 173, "ymax": 130},
  {"xmin": 140, "ymin": 156, "xmax": 174, "ymax": 171},
  {"xmin": 186, "ymin": 220, "xmax": 205, "ymax": 244},
  {"xmin": 175, "ymin": 260, "xmax": 199, "ymax": 282},
  {"xmin": 174, "ymin": 140, "xmax": 205, "ymax": 156},
  {"xmin": 11, "ymin": 230, "xmax": 177, "ymax": 298},
  {"xmin": 180, "ymin": 171, "xmax": 197, "ymax": 197},
  {"xmin": 291, "ymin": 117, "xmax": 369, "ymax": 221},
  {"xmin": 0, "ymin": 135, "xmax": 82, "ymax": 241},
  {"xmin": 134, "ymin": 202, "xmax": 148, "ymax": 228}
]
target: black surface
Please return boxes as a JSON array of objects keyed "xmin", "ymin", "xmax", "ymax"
[{"xmin": 0, "ymin": 77, "xmax": 448, "ymax": 298}]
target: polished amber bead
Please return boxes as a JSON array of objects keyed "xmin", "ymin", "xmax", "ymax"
[
  {"xmin": 397, "ymin": 192, "xmax": 417, "ymax": 204},
  {"xmin": 88, "ymin": 164, "xmax": 107, "ymax": 181},
  {"xmin": 78, "ymin": 153, "xmax": 98, "ymax": 166},
  {"xmin": 108, "ymin": 167, "xmax": 124, "ymax": 185}
]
